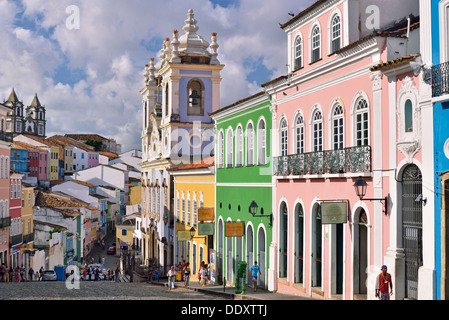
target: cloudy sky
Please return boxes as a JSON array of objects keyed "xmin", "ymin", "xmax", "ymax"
[{"xmin": 0, "ymin": 0, "xmax": 315, "ymax": 152}]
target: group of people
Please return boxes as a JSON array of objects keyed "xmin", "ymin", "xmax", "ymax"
[
  {"xmin": 0, "ymin": 264, "xmax": 35, "ymax": 282},
  {"xmin": 80, "ymin": 265, "xmax": 121, "ymax": 282},
  {"xmin": 166, "ymin": 260, "xmax": 212, "ymax": 291}
]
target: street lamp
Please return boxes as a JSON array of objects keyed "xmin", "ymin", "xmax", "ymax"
[
  {"xmin": 189, "ymin": 227, "xmax": 206, "ymax": 240},
  {"xmin": 353, "ymin": 176, "xmax": 388, "ymax": 215},
  {"xmin": 248, "ymin": 201, "xmax": 272, "ymax": 227}
]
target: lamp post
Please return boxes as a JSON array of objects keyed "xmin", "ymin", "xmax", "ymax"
[
  {"xmin": 353, "ymin": 176, "xmax": 388, "ymax": 215},
  {"xmin": 248, "ymin": 201, "xmax": 272, "ymax": 226}
]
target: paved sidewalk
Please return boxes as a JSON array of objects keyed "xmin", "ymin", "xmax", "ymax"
[{"xmin": 147, "ymin": 277, "xmax": 323, "ymax": 300}]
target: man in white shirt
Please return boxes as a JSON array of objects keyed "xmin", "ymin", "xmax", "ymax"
[{"xmin": 167, "ymin": 266, "xmax": 176, "ymax": 291}]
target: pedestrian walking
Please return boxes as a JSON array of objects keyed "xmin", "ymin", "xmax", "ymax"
[
  {"xmin": 250, "ymin": 261, "xmax": 262, "ymax": 292},
  {"xmin": 200, "ymin": 264, "xmax": 207, "ymax": 287},
  {"xmin": 184, "ymin": 262, "xmax": 190, "ymax": 287},
  {"xmin": 198, "ymin": 261, "xmax": 204, "ymax": 284},
  {"xmin": 14, "ymin": 267, "xmax": 20, "ymax": 282},
  {"xmin": 39, "ymin": 267, "xmax": 44, "ymax": 281},
  {"xmin": 8, "ymin": 267, "xmax": 13, "ymax": 283},
  {"xmin": 167, "ymin": 266, "xmax": 176, "ymax": 291},
  {"xmin": 28, "ymin": 267, "xmax": 34, "ymax": 281},
  {"xmin": 375, "ymin": 265, "xmax": 393, "ymax": 300},
  {"xmin": 20, "ymin": 264, "xmax": 25, "ymax": 282},
  {"xmin": 4, "ymin": 266, "xmax": 9, "ymax": 283},
  {"xmin": 115, "ymin": 266, "xmax": 121, "ymax": 282}
]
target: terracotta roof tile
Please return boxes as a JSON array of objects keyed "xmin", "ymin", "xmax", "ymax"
[{"xmin": 168, "ymin": 156, "xmax": 214, "ymax": 171}]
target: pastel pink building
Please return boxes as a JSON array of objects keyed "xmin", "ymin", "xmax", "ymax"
[
  {"xmin": 263, "ymin": 0, "xmax": 422, "ymax": 300},
  {"xmin": 0, "ymin": 104, "xmax": 11, "ymax": 267}
]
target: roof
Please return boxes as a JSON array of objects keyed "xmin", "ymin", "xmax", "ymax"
[
  {"xmin": 370, "ymin": 54, "xmax": 421, "ymax": 72},
  {"xmin": 46, "ymin": 135, "xmax": 95, "ymax": 152},
  {"xmin": 35, "ymin": 191, "xmax": 88, "ymax": 208},
  {"xmin": 280, "ymin": 0, "xmax": 329, "ymax": 30},
  {"xmin": 99, "ymin": 151, "xmax": 119, "ymax": 159},
  {"xmin": 34, "ymin": 220, "xmax": 68, "ymax": 230},
  {"xmin": 209, "ymin": 91, "xmax": 267, "ymax": 116},
  {"xmin": 12, "ymin": 140, "xmax": 46, "ymax": 152},
  {"xmin": 167, "ymin": 156, "xmax": 214, "ymax": 171},
  {"xmin": 64, "ymin": 134, "xmax": 110, "ymax": 142}
]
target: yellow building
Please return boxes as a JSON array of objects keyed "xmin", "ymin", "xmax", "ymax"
[
  {"xmin": 116, "ymin": 218, "xmax": 135, "ymax": 255},
  {"xmin": 168, "ymin": 156, "xmax": 215, "ymax": 278},
  {"xmin": 21, "ymin": 183, "xmax": 35, "ymax": 272}
]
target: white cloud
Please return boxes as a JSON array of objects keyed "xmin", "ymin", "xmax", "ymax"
[{"xmin": 0, "ymin": 0, "xmax": 316, "ymax": 152}]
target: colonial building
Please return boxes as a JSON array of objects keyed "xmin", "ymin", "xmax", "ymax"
[
  {"xmin": 140, "ymin": 9, "xmax": 223, "ymax": 274},
  {"xmin": 263, "ymin": 0, "xmax": 420, "ymax": 299},
  {"xmin": 3, "ymin": 89, "xmax": 46, "ymax": 138},
  {"xmin": 210, "ymin": 91, "xmax": 272, "ymax": 288},
  {"xmin": 0, "ymin": 101, "xmax": 11, "ymax": 268}
]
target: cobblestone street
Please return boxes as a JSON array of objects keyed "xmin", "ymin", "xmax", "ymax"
[{"xmin": 0, "ymin": 281, "xmax": 229, "ymax": 300}]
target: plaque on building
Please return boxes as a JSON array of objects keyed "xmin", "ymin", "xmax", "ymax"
[{"xmin": 321, "ymin": 201, "xmax": 348, "ymax": 224}]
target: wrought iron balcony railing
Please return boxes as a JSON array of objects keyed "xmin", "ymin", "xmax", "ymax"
[
  {"xmin": 0, "ymin": 217, "xmax": 11, "ymax": 228},
  {"xmin": 0, "ymin": 131, "xmax": 13, "ymax": 143},
  {"xmin": 432, "ymin": 61, "xmax": 449, "ymax": 98},
  {"xmin": 10, "ymin": 234, "xmax": 23, "ymax": 246},
  {"xmin": 23, "ymin": 233, "xmax": 34, "ymax": 243},
  {"xmin": 273, "ymin": 145, "xmax": 372, "ymax": 176}
]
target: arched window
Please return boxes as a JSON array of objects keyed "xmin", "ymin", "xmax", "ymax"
[
  {"xmin": 165, "ymin": 82, "xmax": 169, "ymax": 117},
  {"xmin": 294, "ymin": 36, "xmax": 303, "ymax": 70},
  {"xmin": 258, "ymin": 119, "xmax": 266, "ymax": 165},
  {"xmin": 294, "ymin": 114, "xmax": 305, "ymax": 154},
  {"xmin": 236, "ymin": 125, "xmax": 243, "ymax": 167},
  {"xmin": 246, "ymin": 122, "xmax": 254, "ymax": 166},
  {"xmin": 187, "ymin": 79, "xmax": 204, "ymax": 115},
  {"xmin": 218, "ymin": 131, "xmax": 224, "ymax": 168},
  {"xmin": 311, "ymin": 25, "xmax": 321, "ymax": 63},
  {"xmin": 280, "ymin": 118, "xmax": 288, "ymax": 156},
  {"xmin": 330, "ymin": 14, "xmax": 342, "ymax": 53},
  {"xmin": 312, "ymin": 110, "xmax": 323, "ymax": 151},
  {"xmin": 405, "ymin": 99, "xmax": 413, "ymax": 133},
  {"xmin": 355, "ymin": 99, "xmax": 369, "ymax": 146},
  {"xmin": 332, "ymin": 104, "xmax": 344, "ymax": 150},
  {"xmin": 226, "ymin": 128, "xmax": 233, "ymax": 168}
]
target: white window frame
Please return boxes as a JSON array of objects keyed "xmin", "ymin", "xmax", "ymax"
[
  {"xmin": 218, "ymin": 130, "xmax": 224, "ymax": 168},
  {"xmin": 351, "ymin": 92, "xmax": 370, "ymax": 147},
  {"xmin": 246, "ymin": 121, "xmax": 255, "ymax": 166},
  {"xmin": 330, "ymin": 102, "xmax": 345, "ymax": 150},
  {"xmin": 226, "ymin": 127, "xmax": 233, "ymax": 168},
  {"xmin": 235, "ymin": 125, "xmax": 243, "ymax": 167},
  {"xmin": 328, "ymin": 9, "xmax": 342, "ymax": 55},
  {"xmin": 293, "ymin": 33, "xmax": 303, "ymax": 70},
  {"xmin": 310, "ymin": 107, "xmax": 323, "ymax": 152},
  {"xmin": 280, "ymin": 117, "xmax": 288, "ymax": 156},
  {"xmin": 309, "ymin": 21, "xmax": 322, "ymax": 63},
  {"xmin": 257, "ymin": 117, "xmax": 267, "ymax": 165},
  {"xmin": 293, "ymin": 111, "xmax": 305, "ymax": 154}
]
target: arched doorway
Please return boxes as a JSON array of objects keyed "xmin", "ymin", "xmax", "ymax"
[
  {"xmin": 353, "ymin": 208, "xmax": 368, "ymax": 296},
  {"xmin": 294, "ymin": 203, "xmax": 304, "ymax": 284},
  {"xmin": 246, "ymin": 225, "xmax": 254, "ymax": 285},
  {"xmin": 312, "ymin": 203, "xmax": 322, "ymax": 288},
  {"xmin": 401, "ymin": 164, "xmax": 423, "ymax": 300},
  {"xmin": 258, "ymin": 227, "xmax": 266, "ymax": 288},
  {"xmin": 217, "ymin": 220, "xmax": 224, "ymax": 284},
  {"xmin": 279, "ymin": 201, "xmax": 288, "ymax": 278}
]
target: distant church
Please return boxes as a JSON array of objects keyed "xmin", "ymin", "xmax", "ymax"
[{"xmin": 2, "ymin": 88, "xmax": 46, "ymax": 138}]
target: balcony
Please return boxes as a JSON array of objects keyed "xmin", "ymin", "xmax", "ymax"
[
  {"xmin": 273, "ymin": 146, "xmax": 372, "ymax": 177},
  {"xmin": 10, "ymin": 234, "xmax": 23, "ymax": 246},
  {"xmin": 432, "ymin": 61, "xmax": 449, "ymax": 98},
  {"xmin": 23, "ymin": 233, "xmax": 34, "ymax": 244},
  {"xmin": 0, "ymin": 217, "xmax": 11, "ymax": 228},
  {"xmin": 0, "ymin": 131, "xmax": 13, "ymax": 143}
]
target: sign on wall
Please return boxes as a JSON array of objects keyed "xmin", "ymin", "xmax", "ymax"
[
  {"xmin": 225, "ymin": 221, "xmax": 244, "ymax": 237},
  {"xmin": 198, "ymin": 208, "xmax": 214, "ymax": 222},
  {"xmin": 321, "ymin": 201, "xmax": 348, "ymax": 224},
  {"xmin": 177, "ymin": 230, "xmax": 191, "ymax": 241},
  {"xmin": 198, "ymin": 222, "xmax": 214, "ymax": 236}
]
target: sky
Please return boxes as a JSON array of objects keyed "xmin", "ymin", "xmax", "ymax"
[{"xmin": 0, "ymin": 0, "xmax": 316, "ymax": 152}]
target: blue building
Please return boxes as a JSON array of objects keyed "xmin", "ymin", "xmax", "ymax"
[
  {"xmin": 11, "ymin": 142, "xmax": 29, "ymax": 174},
  {"xmin": 422, "ymin": 0, "xmax": 449, "ymax": 300}
]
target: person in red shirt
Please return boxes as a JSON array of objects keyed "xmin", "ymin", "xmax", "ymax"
[{"xmin": 375, "ymin": 265, "xmax": 393, "ymax": 300}]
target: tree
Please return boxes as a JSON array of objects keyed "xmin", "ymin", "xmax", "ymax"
[{"xmin": 85, "ymin": 139, "xmax": 102, "ymax": 151}]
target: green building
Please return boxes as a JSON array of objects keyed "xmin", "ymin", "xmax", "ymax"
[{"xmin": 210, "ymin": 91, "xmax": 272, "ymax": 289}]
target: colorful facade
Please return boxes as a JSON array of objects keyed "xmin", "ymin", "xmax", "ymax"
[
  {"xmin": 169, "ymin": 156, "xmax": 215, "ymax": 278},
  {"xmin": 0, "ymin": 103, "xmax": 11, "ymax": 267},
  {"xmin": 261, "ymin": 0, "xmax": 421, "ymax": 299},
  {"xmin": 140, "ymin": 9, "xmax": 223, "ymax": 273},
  {"xmin": 9, "ymin": 171, "xmax": 24, "ymax": 269},
  {"xmin": 210, "ymin": 92, "xmax": 272, "ymax": 288}
]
